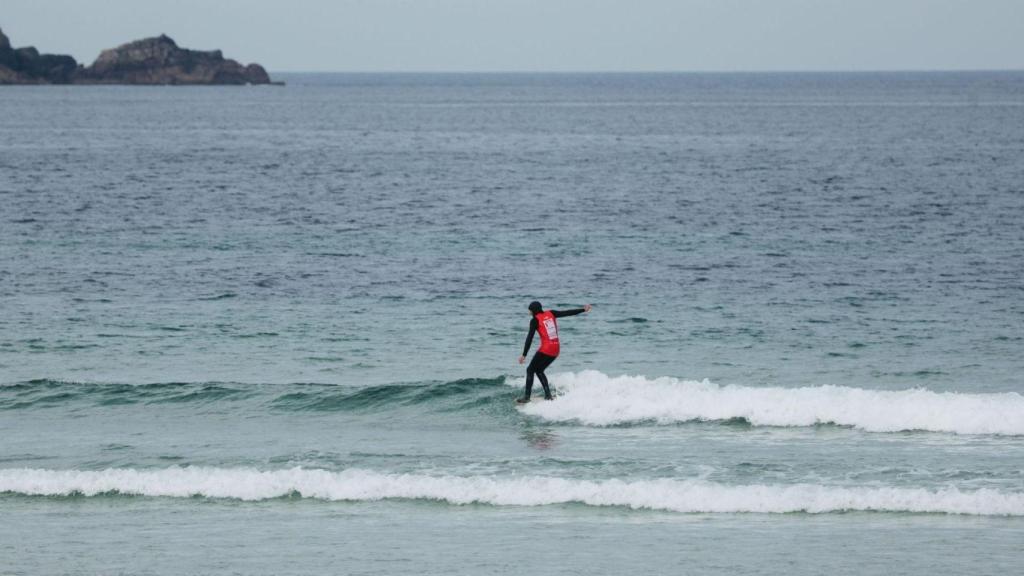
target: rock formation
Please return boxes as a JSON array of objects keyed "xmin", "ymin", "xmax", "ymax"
[
  {"xmin": 77, "ymin": 34, "xmax": 271, "ymax": 84},
  {"xmin": 0, "ymin": 28, "xmax": 274, "ymax": 85},
  {"xmin": 0, "ymin": 28, "xmax": 78, "ymax": 83}
]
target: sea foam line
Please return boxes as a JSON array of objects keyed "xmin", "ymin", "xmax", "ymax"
[
  {"xmin": 514, "ymin": 370, "xmax": 1024, "ymax": 435},
  {"xmin": 1, "ymin": 467, "xmax": 1022, "ymax": 516}
]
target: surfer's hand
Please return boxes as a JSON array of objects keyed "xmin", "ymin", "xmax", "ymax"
[
  {"xmin": 584, "ymin": 304, "xmax": 592, "ymax": 313},
  {"xmin": 518, "ymin": 356, "xmax": 525, "ymax": 364}
]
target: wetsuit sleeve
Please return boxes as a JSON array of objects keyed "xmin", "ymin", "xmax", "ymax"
[
  {"xmin": 552, "ymin": 308, "xmax": 586, "ymax": 318},
  {"xmin": 522, "ymin": 318, "xmax": 538, "ymax": 356}
]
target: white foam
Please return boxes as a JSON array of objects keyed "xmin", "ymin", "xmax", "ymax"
[
  {"xmin": 1, "ymin": 467, "xmax": 1022, "ymax": 515},
  {"xmin": 512, "ymin": 370, "xmax": 1024, "ymax": 435}
]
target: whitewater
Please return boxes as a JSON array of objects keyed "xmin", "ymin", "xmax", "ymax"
[
  {"xmin": 518, "ymin": 371, "xmax": 1024, "ymax": 435},
  {"xmin": 3, "ymin": 467, "xmax": 1023, "ymax": 516}
]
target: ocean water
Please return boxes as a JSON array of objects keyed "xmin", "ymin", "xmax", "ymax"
[{"xmin": 1, "ymin": 72, "xmax": 1023, "ymax": 575}]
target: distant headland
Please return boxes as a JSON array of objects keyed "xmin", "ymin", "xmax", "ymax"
[{"xmin": 0, "ymin": 28, "xmax": 277, "ymax": 85}]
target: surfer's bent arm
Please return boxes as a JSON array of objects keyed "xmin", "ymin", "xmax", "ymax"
[
  {"xmin": 553, "ymin": 308, "xmax": 586, "ymax": 318},
  {"xmin": 522, "ymin": 318, "xmax": 538, "ymax": 357}
]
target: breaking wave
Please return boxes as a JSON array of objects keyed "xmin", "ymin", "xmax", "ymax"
[
  {"xmin": 518, "ymin": 371, "xmax": 1024, "ymax": 435},
  {"xmin": 0, "ymin": 377, "xmax": 508, "ymax": 411},
  {"xmin": 8, "ymin": 372, "xmax": 1024, "ymax": 436},
  {"xmin": 1, "ymin": 467, "xmax": 1022, "ymax": 516}
]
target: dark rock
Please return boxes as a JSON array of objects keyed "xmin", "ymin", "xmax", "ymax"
[
  {"xmin": 1, "ymin": 28, "xmax": 78, "ymax": 84},
  {"xmin": 244, "ymin": 63, "xmax": 271, "ymax": 84},
  {"xmin": 0, "ymin": 28, "xmax": 276, "ymax": 85},
  {"xmin": 13, "ymin": 47, "xmax": 78, "ymax": 83},
  {"xmin": 78, "ymin": 34, "xmax": 269, "ymax": 85}
]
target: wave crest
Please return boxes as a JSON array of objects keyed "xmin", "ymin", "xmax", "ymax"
[
  {"xmin": 1, "ymin": 467, "xmax": 1022, "ymax": 516},
  {"xmin": 517, "ymin": 371, "xmax": 1024, "ymax": 435},
  {"xmin": 0, "ymin": 377, "xmax": 509, "ymax": 411}
]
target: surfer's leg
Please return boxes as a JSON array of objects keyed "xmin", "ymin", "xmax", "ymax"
[
  {"xmin": 523, "ymin": 353, "xmax": 547, "ymax": 400},
  {"xmin": 524, "ymin": 353, "xmax": 557, "ymax": 401},
  {"xmin": 537, "ymin": 371, "xmax": 551, "ymax": 399},
  {"xmin": 533, "ymin": 353, "xmax": 557, "ymax": 399},
  {"xmin": 523, "ymin": 366, "xmax": 536, "ymax": 400}
]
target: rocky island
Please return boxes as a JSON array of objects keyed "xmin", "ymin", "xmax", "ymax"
[{"xmin": 0, "ymin": 28, "xmax": 275, "ymax": 85}]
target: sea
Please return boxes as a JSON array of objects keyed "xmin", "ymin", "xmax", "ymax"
[{"xmin": 1, "ymin": 72, "xmax": 1023, "ymax": 575}]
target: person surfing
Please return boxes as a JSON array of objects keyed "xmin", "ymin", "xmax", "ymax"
[{"xmin": 517, "ymin": 301, "xmax": 592, "ymax": 404}]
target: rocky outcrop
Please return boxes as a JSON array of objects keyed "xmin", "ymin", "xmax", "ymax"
[
  {"xmin": 0, "ymin": 28, "xmax": 78, "ymax": 83},
  {"xmin": 0, "ymin": 28, "xmax": 274, "ymax": 85},
  {"xmin": 77, "ymin": 34, "xmax": 271, "ymax": 84}
]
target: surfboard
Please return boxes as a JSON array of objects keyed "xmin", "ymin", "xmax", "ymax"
[{"xmin": 515, "ymin": 397, "xmax": 554, "ymax": 405}]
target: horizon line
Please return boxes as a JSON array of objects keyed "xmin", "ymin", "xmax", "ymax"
[{"xmin": 268, "ymin": 68, "xmax": 1024, "ymax": 75}]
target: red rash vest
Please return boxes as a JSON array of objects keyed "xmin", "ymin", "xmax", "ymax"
[{"xmin": 535, "ymin": 310, "xmax": 560, "ymax": 357}]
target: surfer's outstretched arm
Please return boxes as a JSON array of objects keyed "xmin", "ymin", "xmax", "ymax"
[{"xmin": 553, "ymin": 304, "xmax": 592, "ymax": 318}]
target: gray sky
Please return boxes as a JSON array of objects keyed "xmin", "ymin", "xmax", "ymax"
[{"xmin": 3, "ymin": 0, "xmax": 1022, "ymax": 72}]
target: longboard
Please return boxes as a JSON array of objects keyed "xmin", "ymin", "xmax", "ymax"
[{"xmin": 515, "ymin": 398, "xmax": 555, "ymax": 405}]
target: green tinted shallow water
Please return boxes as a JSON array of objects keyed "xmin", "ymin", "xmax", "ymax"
[
  {"xmin": 4, "ymin": 499, "xmax": 1024, "ymax": 576},
  {"xmin": 1, "ymin": 72, "xmax": 1023, "ymax": 574}
]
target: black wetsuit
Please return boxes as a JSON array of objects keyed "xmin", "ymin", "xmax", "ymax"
[{"xmin": 521, "ymin": 308, "xmax": 586, "ymax": 400}]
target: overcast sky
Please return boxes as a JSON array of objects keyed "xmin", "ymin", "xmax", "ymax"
[{"xmin": 3, "ymin": 0, "xmax": 1022, "ymax": 72}]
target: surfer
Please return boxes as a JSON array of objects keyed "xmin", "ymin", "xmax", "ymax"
[{"xmin": 517, "ymin": 301, "xmax": 591, "ymax": 403}]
